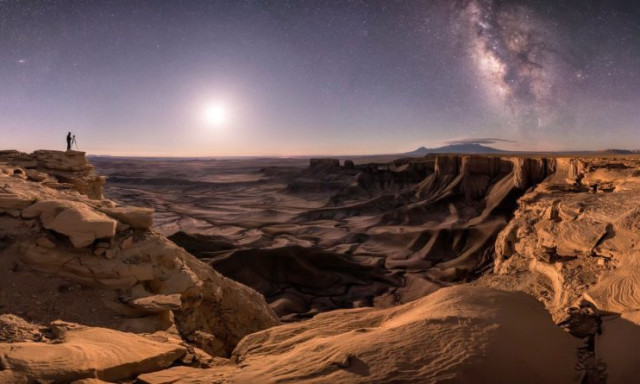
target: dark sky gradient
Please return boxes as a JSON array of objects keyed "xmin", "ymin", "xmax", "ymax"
[{"xmin": 1, "ymin": 0, "xmax": 639, "ymax": 156}]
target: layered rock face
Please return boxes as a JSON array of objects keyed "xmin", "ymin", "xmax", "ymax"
[
  {"xmin": 4, "ymin": 150, "xmax": 638, "ymax": 382},
  {"xmin": 476, "ymin": 156, "xmax": 640, "ymax": 382},
  {"xmin": 0, "ymin": 320, "xmax": 187, "ymax": 383},
  {"xmin": 101, "ymin": 154, "xmax": 555, "ymax": 322},
  {"xmin": 0, "ymin": 149, "xmax": 279, "ymax": 372},
  {"xmin": 0, "ymin": 150, "xmax": 105, "ymax": 199}
]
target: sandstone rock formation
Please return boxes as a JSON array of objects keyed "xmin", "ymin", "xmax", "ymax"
[
  {"xmin": 476, "ymin": 156, "xmax": 640, "ymax": 381},
  {"xmin": 0, "ymin": 321, "xmax": 186, "ymax": 382},
  {"xmin": 137, "ymin": 286, "xmax": 580, "ymax": 383},
  {"xmin": 184, "ymin": 155, "xmax": 555, "ymax": 320},
  {"xmin": 0, "ymin": 150, "xmax": 105, "ymax": 199},
  {"xmin": 0, "ymin": 150, "xmax": 279, "ymax": 362},
  {"xmin": 23, "ymin": 200, "xmax": 117, "ymax": 248},
  {"xmin": 8, "ymin": 150, "xmax": 640, "ymax": 382}
]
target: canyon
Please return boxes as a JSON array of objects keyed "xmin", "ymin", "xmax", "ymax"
[{"xmin": 1, "ymin": 149, "xmax": 640, "ymax": 382}]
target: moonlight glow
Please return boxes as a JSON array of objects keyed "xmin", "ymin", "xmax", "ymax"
[{"xmin": 203, "ymin": 103, "xmax": 228, "ymax": 126}]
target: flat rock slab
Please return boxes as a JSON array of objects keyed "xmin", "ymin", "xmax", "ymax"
[
  {"xmin": 584, "ymin": 265, "xmax": 640, "ymax": 313},
  {"xmin": 103, "ymin": 206, "xmax": 154, "ymax": 229},
  {"xmin": 0, "ymin": 323, "xmax": 186, "ymax": 382},
  {"xmin": 23, "ymin": 200, "xmax": 116, "ymax": 247},
  {"xmin": 129, "ymin": 294, "xmax": 183, "ymax": 313},
  {"xmin": 0, "ymin": 191, "xmax": 35, "ymax": 210},
  {"xmin": 136, "ymin": 365, "xmax": 238, "ymax": 384}
]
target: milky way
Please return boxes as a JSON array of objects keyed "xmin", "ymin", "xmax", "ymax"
[
  {"xmin": 453, "ymin": 0, "xmax": 572, "ymax": 131},
  {"xmin": 1, "ymin": 1, "xmax": 639, "ymax": 154}
]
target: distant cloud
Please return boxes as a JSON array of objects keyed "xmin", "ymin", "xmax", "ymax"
[{"xmin": 444, "ymin": 138, "xmax": 517, "ymax": 146}]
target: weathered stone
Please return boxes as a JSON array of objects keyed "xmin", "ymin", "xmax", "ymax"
[
  {"xmin": 121, "ymin": 236, "xmax": 134, "ymax": 249},
  {"xmin": 32, "ymin": 150, "xmax": 90, "ymax": 172},
  {"xmin": 25, "ymin": 169, "xmax": 48, "ymax": 182},
  {"xmin": 36, "ymin": 237, "xmax": 56, "ymax": 249},
  {"xmin": 129, "ymin": 294, "xmax": 182, "ymax": 313},
  {"xmin": 23, "ymin": 200, "xmax": 116, "ymax": 247},
  {"xmin": 0, "ymin": 192, "xmax": 34, "ymax": 210},
  {"xmin": 0, "ymin": 322, "xmax": 186, "ymax": 382},
  {"xmin": 103, "ymin": 206, "xmax": 154, "ymax": 229},
  {"xmin": 105, "ymin": 248, "xmax": 118, "ymax": 259}
]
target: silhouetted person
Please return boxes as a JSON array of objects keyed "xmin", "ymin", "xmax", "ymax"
[{"xmin": 66, "ymin": 132, "xmax": 72, "ymax": 151}]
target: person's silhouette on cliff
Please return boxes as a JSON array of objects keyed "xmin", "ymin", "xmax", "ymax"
[{"xmin": 66, "ymin": 132, "xmax": 72, "ymax": 151}]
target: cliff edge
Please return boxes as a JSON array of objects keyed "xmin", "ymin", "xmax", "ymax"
[{"xmin": 0, "ymin": 150, "xmax": 279, "ymax": 379}]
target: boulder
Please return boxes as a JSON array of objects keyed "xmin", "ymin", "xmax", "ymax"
[
  {"xmin": 0, "ymin": 321, "xmax": 186, "ymax": 382},
  {"xmin": 74, "ymin": 176, "xmax": 107, "ymax": 200},
  {"xmin": 22, "ymin": 200, "xmax": 116, "ymax": 247},
  {"xmin": 129, "ymin": 294, "xmax": 183, "ymax": 313},
  {"xmin": 0, "ymin": 314, "xmax": 47, "ymax": 343},
  {"xmin": 103, "ymin": 206, "xmax": 154, "ymax": 229},
  {"xmin": 25, "ymin": 169, "xmax": 48, "ymax": 182}
]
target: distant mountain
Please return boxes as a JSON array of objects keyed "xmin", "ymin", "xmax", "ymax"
[
  {"xmin": 600, "ymin": 149, "xmax": 640, "ymax": 154},
  {"xmin": 404, "ymin": 143, "xmax": 507, "ymax": 156}
]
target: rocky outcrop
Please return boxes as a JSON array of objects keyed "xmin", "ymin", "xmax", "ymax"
[
  {"xmin": 309, "ymin": 158, "xmax": 340, "ymax": 169},
  {"xmin": 483, "ymin": 158, "xmax": 640, "ymax": 317},
  {"xmin": 512, "ymin": 157, "xmax": 555, "ymax": 189},
  {"xmin": 475, "ymin": 156, "xmax": 640, "ymax": 381},
  {"xmin": 23, "ymin": 200, "xmax": 117, "ymax": 248},
  {"xmin": 0, "ymin": 314, "xmax": 48, "ymax": 343},
  {"xmin": 343, "ymin": 159, "xmax": 355, "ymax": 169},
  {"xmin": 0, "ymin": 150, "xmax": 280, "ymax": 358},
  {"xmin": 138, "ymin": 286, "xmax": 580, "ymax": 383},
  {"xmin": 101, "ymin": 206, "xmax": 154, "ymax": 229},
  {"xmin": 9, "ymin": 150, "xmax": 636, "ymax": 382},
  {"xmin": 0, "ymin": 320, "xmax": 186, "ymax": 383},
  {"xmin": 434, "ymin": 154, "xmax": 461, "ymax": 175},
  {"xmin": 0, "ymin": 150, "xmax": 105, "ymax": 199},
  {"xmin": 162, "ymin": 154, "xmax": 556, "ymax": 320}
]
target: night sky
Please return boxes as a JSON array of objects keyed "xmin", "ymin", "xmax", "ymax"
[{"xmin": 1, "ymin": 0, "xmax": 639, "ymax": 156}]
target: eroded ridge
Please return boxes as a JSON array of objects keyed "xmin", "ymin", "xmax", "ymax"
[
  {"xmin": 4, "ymin": 150, "xmax": 639, "ymax": 382},
  {"xmin": 0, "ymin": 150, "xmax": 279, "ymax": 363},
  {"xmin": 97, "ymin": 155, "xmax": 556, "ymax": 320},
  {"xmin": 477, "ymin": 156, "xmax": 640, "ymax": 382}
]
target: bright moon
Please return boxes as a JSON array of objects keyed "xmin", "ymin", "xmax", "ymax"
[{"xmin": 203, "ymin": 103, "xmax": 228, "ymax": 126}]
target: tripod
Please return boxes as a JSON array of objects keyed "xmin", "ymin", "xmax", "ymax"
[{"xmin": 72, "ymin": 136, "xmax": 79, "ymax": 150}]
